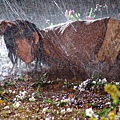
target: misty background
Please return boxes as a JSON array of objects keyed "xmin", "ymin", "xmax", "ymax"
[{"xmin": 0, "ymin": 0, "xmax": 120, "ymax": 29}]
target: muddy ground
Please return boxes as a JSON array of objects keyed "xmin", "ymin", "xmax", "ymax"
[{"xmin": 0, "ymin": 70, "xmax": 113, "ymax": 120}]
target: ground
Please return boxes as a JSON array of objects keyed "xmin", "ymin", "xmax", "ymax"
[{"xmin": 1, "ymin": 72, "xmax": 118, "ymax": 120}]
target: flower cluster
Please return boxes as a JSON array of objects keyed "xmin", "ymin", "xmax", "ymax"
[
  {"xmin": 85, "ymin": 83, "xmax": 120, "ymax": 120},
  {"xmin": 16, "ymin": 91, "xmax": 27, "ymax": 100},
  {"xmin": 65, "ymin": 9, "xmax": 80, "ymax": 21},
  {"xmin": 65, "ymin": 3, "xmax": 108, "ymax": 22},
  {"xmin": 78, "ymin": 78, "xmax": 107, "ymax": 92},
  {"xmin": 86, "ymin": 107, "xmax": 98, "ymax": 119},
  {"xmin": 104, "ymin": 84, "xmax": 120, "ymax": 104}
]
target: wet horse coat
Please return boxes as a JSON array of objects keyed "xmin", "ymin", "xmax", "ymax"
[
  {"xmin": 0, "ymin": 18, "xmax": 119, "ymax": 80},
  {"xmin": 40, "ymin": 18, "xmax": 120, "ymax": 80}
]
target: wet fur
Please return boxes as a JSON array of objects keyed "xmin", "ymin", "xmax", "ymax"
[{"xmin": 2, "ymin": 20, "xmax": 44, "ymax": 73}]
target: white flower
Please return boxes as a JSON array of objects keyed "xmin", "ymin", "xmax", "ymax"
[
  {"xmin": 16, "ymin": 95, "xmax": 24, "ymax": 100},
  {"xmin": 60, "ymin": 108, "xmax": 65, "ymax": 114},
  {"xmin": 85, "ymin": 107, "xmax": 94, "ymax": 117},
  {"xmin": 13, "ymin": 101, "xmax": 21, "ymax": 108},
  {"xmin": 92, "ymin": 81, "xmax": 96, "ymax": 84},
  {"xmin": 61, "ymin": 99, "xmax": 70, "ymax": 103},
  {"xmin": 73, "ymin": 86, "xmax": 77, "ymax": 90},
  {"xmin": 98, "ymin": 79, "xmax": 102, "ymax": 82},
  {"xmin": 55, "ymin": 98, "xmax": 59, "ymax": 101},
  {"xmin": 4, "ymin": 105, "xmax": 10, "ymax": 109},
  {"xmin": 13, "ymin": 97, "xmax": 17, "ymax": 102},
  {"xmin": 116, "ymin": 82, "xmax": 119, "ymax": 85},
  {"xmin": 79, "ymin": 84, "xmax": 82, "ymax": 88},
  {"xmin": 66, "ymin": 108, "xmax": 72, "ymax": 112},
  {"xmin": 0, "ymin": 83, "xmax": 4, "ymax": 87},
  {"xmin": 19, "ymin": 91, "xmax": 27, "ymax": 96},
  {"xmin": 8, "ymin": 89, "xmax": 12, "ymax": 93},
  {"xmin": 45, "ymin": 117, "xmax": 54, "ymax": 120},
  {"xmin": 102, "ymin": 78, "xmax": 107, "ymax": 83},
  {"xmin": 12, "ymin": 90, "xmax": 16, "ymax": 94},
  {"xmin": 32, "ymin": 92, "xmax": 36, "ymax": 96},
  {"xmin": 16, "ymin": 91, "xmax": 27, "ymax": 100},
  {"xmin": 29, "ymin": 96, "xmax": 36, "ymax": 102},
  {"xmin": 78, "ymin": 88, "xmax": 85, "ymax": 92},
  {"xmin": 45, "ymin": 118, "xmax": 50, "ymax": 120},
  {"xmin": 106, "ymin": 102, "xmax": 111, "ymax": 105},
  {"xmin": 42, "ymin": 107, "xmax": 49, "ymax": 113}
]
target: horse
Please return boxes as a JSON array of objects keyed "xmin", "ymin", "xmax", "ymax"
[
  {"xmin": 0, "ymin": 18, "xmax": 119, "ymax": 80},
  {"xmin": 40, "ymin": 17, "xmax": 120, "ymax": 80}
]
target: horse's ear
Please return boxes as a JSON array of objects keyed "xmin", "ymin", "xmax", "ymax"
[
  {"xmin": 0, "ymin": 21, "xmax": 8, "ymax": 35},
  {"xmin": 0, "ymin": 20, "xmax": 7, "ymax": 25}
]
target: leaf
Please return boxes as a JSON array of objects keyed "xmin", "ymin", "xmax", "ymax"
[
  {"xmin": 37, "ymin": 85, "xmax": 41, "ymax": 96},
  {"xmin": 38, "ymin": 73, "xmax": 47, "ymax": 85},
  {"xmin": 97, "ymin": 108, "xmax": 111, "ymax": 118},
  {"xmin": 18, "ymin": 75, "xmax": 24, "ymax": 81},
  {"xmin": 44, "ymin": 99, "xmax": 52, "ymax": 103},
  {"xmin": 77, "ymin": 13, "xmax": 80, "ymax": 16},
  {"xmin": 113, "ymin": 98, "xmax": 119, "ymax": 105},
  {"xmin": 32, "ymin": 73, "xmax": 47, "ymax": 87},
  {"xmin": 44, "ymin": 99, "xmax": 56, "ymax": 106}
]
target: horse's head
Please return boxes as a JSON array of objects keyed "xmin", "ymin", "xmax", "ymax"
[{"xmin": 15, "ymin": 31, "xmax": 40, "ymax": 64}]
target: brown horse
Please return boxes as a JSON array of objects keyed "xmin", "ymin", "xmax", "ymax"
[
  {"xmin": 40, "ymin": 17, "xmax": 120, "ymax": 80},
  {"xmin": 0, "ymin": 18, "xmax": 119, "ymax": 80}
]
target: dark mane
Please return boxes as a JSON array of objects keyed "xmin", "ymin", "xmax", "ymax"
[{"xmin": 3, "ymin": 20, "xmax": 44, "ymax": 73}]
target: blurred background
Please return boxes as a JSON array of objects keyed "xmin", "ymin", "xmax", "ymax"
[{"xmin": 0, "ymin": 0, "xmax": 120, "ymax": 28}]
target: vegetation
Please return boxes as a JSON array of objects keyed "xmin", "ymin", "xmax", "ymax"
[{"xmin": 0, "ymin": 73, "xmax": 120, "ymax": 119}]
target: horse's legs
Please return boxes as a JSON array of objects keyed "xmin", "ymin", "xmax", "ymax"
[
  {"xmin": 8, "ymin": 52, "xmax": 18, "ymax": 74},
  {"xmin": 34, "ymin": 51, "xmax": 43, "ymax": 72}
]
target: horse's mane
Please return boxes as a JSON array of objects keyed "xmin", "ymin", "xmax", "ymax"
[{"xmin": 3, "ymin": 20, "xmax": 44, "ymax": 67}]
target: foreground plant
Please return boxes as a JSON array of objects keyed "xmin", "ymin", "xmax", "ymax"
[
  {"xmin": 104, "ymin": 84, "xmax": 120, "ymax": 105},
  {"xmin": 1, "ymin": 73, "xmax": 120, "ymax": 119},
  {"xmin": 85, "ymin": 83, "xmax": 120, "ymax": 119}
]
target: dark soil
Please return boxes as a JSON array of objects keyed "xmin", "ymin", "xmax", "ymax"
[{"xmin": 0, "ymin": 72, "xmax": 112, "ymax": 119}]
